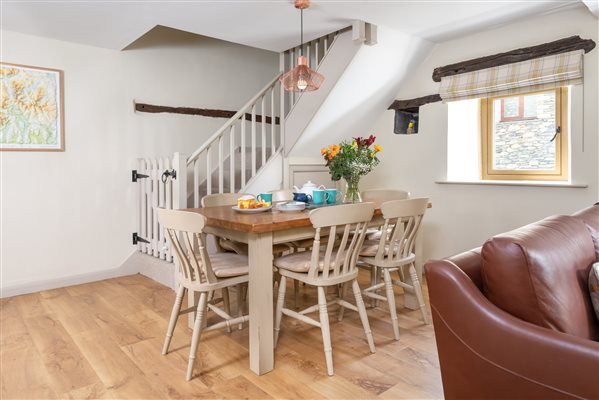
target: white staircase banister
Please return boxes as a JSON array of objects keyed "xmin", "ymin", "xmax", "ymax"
[{"xmin": 187, "ymin": 73, "xmax": 283, "ymax": 166}]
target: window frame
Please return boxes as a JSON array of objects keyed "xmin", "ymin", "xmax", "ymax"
[{"xmin": 480, "ymin": 87, "xmax": 569, "ymax": 181}]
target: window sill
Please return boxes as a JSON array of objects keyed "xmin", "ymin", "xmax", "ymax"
[{"xmin": 435, "ymin": 180, "xmax": 588, "ymax": 188}]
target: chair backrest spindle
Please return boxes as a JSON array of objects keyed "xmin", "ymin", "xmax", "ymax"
[
  {"xmin": 307, "ymin": 203, "xmax": 375, "ymax": 279},
  {"xmin": 376, "ymin": 198, "xmax": 429, "ymax": 264}
]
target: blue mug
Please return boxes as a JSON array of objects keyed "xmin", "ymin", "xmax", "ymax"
[
  {"xmin": 326, "ymin": 189, "xmax": 341, "ymax": 204},
  {"xmin": 256, "ymin": 193, "xmax": 272, "ymax": 204},
  {"xmin": 312, "ymin": 189, "xmax": 328, "ymax": 205},
  {"xmin": 293, "ymin": 192, "xmax": 312, "ymax": 203}
]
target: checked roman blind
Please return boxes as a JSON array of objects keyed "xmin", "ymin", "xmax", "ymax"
[{"xmin": 439, "ymin": 50, "xmax": 583, "ymax": 102}]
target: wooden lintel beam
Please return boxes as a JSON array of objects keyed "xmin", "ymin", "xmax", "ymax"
[
  {"xmin": 432, "ymin": 35, "xmax": 596, "ymax": 82},
  {"xmin": 388, "ymin": 94, "xmax": 442, "ymax": 111},
  {"xmin": 134, "ymin": 102, "xmax": 280, "ymax": 125}
]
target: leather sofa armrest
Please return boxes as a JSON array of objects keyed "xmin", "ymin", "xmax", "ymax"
[{"xmin": 425, "ymin": 260, "xmax": 599, "ymax": 400}]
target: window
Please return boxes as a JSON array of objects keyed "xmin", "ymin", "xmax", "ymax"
[{"xmin": 480, "ymin": 87, "xmax": 568, "ymax": 181}]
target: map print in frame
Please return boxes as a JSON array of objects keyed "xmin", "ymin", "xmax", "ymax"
[{"xmin": 1, "ymin": 62, "xmax": 64, "ymax": 151}]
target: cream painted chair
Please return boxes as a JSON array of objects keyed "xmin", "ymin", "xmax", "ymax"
[
  {"xmin": 273, "ymin": 203, "xmax": 377, "ymax": 376},
  {"xmin": 360, "ymin": 189, "xmax": 411, "ymax": 306},
  {"xmin": 358, "ymin": 198, "xmax": 430, "ymax": 341},
  {"xmin": 156, "ymin": 208, "xmax": 250, "ymax": 381}
]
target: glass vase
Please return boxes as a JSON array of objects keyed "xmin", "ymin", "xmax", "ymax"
[{"xmin": 343, "ymin": 176, "xmax": 362, "ymax": 203}]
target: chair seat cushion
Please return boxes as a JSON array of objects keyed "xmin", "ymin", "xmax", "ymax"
[
  {"xmin": 359, "ymin": 239, "xmax": 401, "ymax": 257},
  {"xmin": 274, "ymin": 251, "xmax": 338, "ymax": 273},
  {"xmin": 209, "ymin": 253, "xmax": 249, "ymax": 278}
]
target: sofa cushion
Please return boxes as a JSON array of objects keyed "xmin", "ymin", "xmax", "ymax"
[
  {"xmin": 572, "ymin": 203, "xmax": 599, "ymax": 260},
  {"xmin": 481, "ymin": 215, "xmax": 599, "ymax": 340}
]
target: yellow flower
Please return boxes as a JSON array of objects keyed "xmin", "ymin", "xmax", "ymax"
[
  {"xmin": 374, "ymin": 144, "xmax": 382, "ymax": 152},
  {"xmin": 321, "ymin": 147, "xmax": 327, "ymax": 156},
  {"xmin": 370, "ymin": 151, "xmax": 375, "ymax": 157},
  {"xmin": 352, "ymin": 140, "xmax": 358, "ymax": 148}
]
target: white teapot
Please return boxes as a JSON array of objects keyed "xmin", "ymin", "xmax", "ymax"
[{"xmin": 293, "ymin": 180, "xmax": 324, "ymax": 197}]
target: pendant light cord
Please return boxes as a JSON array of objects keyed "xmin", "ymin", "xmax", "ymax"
[{"xmin": 300, "ymin": 8, "xmax": 304, "ymax": 57}]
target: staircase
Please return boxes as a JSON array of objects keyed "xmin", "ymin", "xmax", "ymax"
[{"xmin": 136, "ymin": 23, "xmax": 377, "ymax": 261}]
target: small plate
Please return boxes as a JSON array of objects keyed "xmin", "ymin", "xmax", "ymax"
[
  {"xmin": 276, "ymin": 201, "xmax": 306, "ymax": 212},
  {"xmin": 232, "ymin": 205, "xmax": 272, "ymax": 214}
]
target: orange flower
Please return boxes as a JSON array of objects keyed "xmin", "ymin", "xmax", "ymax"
[
  {"xmin": 374, "ymin": 144, "xmax": 382, "ymax": 152},
  {"xmin": 328, "ymin": 144, "xmax": 340, "ymax": 157},
  {"xmin": 321, "ymin": 147, "xmax": 327, "ymax": 156}
]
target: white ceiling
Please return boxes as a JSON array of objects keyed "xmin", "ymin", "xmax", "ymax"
[{"xmin": 1, "ymin": 0, "xmax": 587, "ymax": 52}]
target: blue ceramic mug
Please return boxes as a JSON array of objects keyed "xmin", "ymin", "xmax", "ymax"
[
  {"xmin": 326, "ymin": 189, "xmax": 341, "ymax": 204},
  {"xmin": 312, "ymin": 189, "xmax": 328, "ymax": 205},
  {"xmin": 293, "ymin": 192, "xmax": 312, "ymax": 203}
]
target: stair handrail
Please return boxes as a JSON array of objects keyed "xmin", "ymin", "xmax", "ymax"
[{"xmin": 186, "ymin": 73, "xmax": 283, "ymax": 166}]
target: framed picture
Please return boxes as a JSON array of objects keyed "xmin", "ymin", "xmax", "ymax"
[{"xmin": 1, "ymin": 62, "xmax": 64, "ymax": 151}]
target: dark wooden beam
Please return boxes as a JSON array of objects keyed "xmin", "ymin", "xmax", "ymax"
[
  {"xmin": 432, "ymin": 35, "xmax": 596, "ymax": 82},
  {"xmin": 388, "ymin": 94, "xmax": 442, "ymax": 112},
  {"xmin": 134, "ymin": 102, "xmax": 280, "ymax": 125}
]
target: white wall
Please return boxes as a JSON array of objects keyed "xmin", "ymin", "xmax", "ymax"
[
  {"xmin": 362, "ymin": 6, "xmax": 599, "ymax": 261},
  {"xmin": 0, "ymin": 27, "xmax": 278, "ymax": 295},
  {"xmin": 289, "ymin": 26, "xmax": 434, "ymax": 156}
]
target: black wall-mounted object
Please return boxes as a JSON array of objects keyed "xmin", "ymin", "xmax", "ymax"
[
  {"xmin": 131, "ymin": 170, "xmax": 149, "ymax": 182},
  {"xmin": 132, "ymin": 232, "xmax": 150, "ymax": 245},
  {"xmin": 394, "ymin": 110, "xmax": 419, "ymax": 135}
]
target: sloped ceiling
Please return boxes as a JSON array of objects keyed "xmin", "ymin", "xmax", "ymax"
[{"xmin": 1, "ymin": 0, "xmax": 585, "ymax": 51}]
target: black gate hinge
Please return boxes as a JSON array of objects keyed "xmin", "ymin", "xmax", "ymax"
[
  {"xmin": 132, "ymin": 233, "xmax": 150, "ymax": 245},
  {"xmin": 132, "ymin": 170, "xmax": 149, "ymax": 182}
]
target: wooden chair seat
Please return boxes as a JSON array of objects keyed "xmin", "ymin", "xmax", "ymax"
[
  {"xmin": 274, "ymin": 250, "xmax": 340, "ymax": 273},
  {"xmin": 358, "ymin": 239, "xmax": 400, "ymax": 257},
  {"xmin": 201, "ymin": 252, "xmax": 249, "ymax": 278}
]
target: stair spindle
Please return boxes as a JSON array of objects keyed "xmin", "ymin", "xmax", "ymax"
[
  {"xmin": 230, "ymin": 125, "xmax": 235, "ymax": 192},
  {"xmin": 218, "ymin": 135, "xmax": 224, "ymax": 193},
  {"xmin": 251, "ymin": 104, "xmax": 257, "ymax": 177},
  {"xmin": 194, "ymin": 159, "xmax": 201, "ymax": 208},
  {"xmin": 206, "ymin": 145, "xmax": 212, "ymax": 196},
  {"xmin": 241, "ymin": 116, "xmax": 246, "ymax": 187},
  {"xmin": 261, "ymin": 95, "xmax": 266, "ymax": 167},
  {"xmin": 270, "ymin": 87, "xmax": 276, "ymax": 156}
]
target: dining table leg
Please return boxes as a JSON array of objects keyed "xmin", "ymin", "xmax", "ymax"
[{"xmin": 248, "ymin": 231, "xmax": 274, "ymax": 375}]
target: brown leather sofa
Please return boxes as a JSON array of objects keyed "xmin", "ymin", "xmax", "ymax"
[{"xmin": 425, "ymin": 204, "xmax": 599, "ymax": 400}]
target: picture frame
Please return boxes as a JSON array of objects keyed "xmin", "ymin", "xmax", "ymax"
[{"xmin": 0, "ymin": 62, "xmax": 64, "ymax": 151}]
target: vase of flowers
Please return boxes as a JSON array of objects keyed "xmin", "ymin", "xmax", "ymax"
[{"xmin": 321, "ymin": 135, "xmax": 382, "ymax": 203}]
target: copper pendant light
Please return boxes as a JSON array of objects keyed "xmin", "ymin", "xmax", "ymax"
[{"xmin": 280, "ymin": 0, "xmax": 325, "ymax": 92}]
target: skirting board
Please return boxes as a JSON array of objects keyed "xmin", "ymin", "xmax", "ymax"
[{"xmin": 1, "ymin": 251, "xmax": 175, "ymax": 298}]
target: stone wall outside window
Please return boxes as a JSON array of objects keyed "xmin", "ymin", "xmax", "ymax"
[{"xmin": 493, "ymin": 92, "xmax": 556, "ymax": 170}]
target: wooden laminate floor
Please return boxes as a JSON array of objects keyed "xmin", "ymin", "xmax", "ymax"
[{"xmin": 0, "ymin": 269, "xmax": 443, "ymax": 399}]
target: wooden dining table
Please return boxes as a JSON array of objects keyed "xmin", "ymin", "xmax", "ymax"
[{"xmin": 183, "ymin": 201, "xmax": 431, "ymax": 376}]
